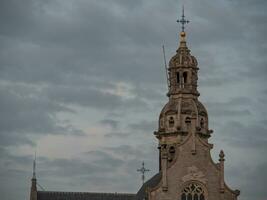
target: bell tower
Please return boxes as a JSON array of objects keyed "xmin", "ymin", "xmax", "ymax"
[
  {"xmin": 168, "ymin": 31, "xmax": 199, "ymax": 98},
  {"xmin": 156, "ymin": 9, "xmax": 210, "ymax": 157},
  {"xmin": 137, "ymin": 8, "xmax": 240, "ymax": 200}
]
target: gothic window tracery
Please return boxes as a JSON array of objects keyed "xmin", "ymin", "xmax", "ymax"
[{"xmin": 181, "ymin": 183, "xmax": 206, "ymax": 200}]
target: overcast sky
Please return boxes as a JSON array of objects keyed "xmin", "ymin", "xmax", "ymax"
[{"xmin": 0, "ymin": 0, "xmax": 266, "ymax": 200}]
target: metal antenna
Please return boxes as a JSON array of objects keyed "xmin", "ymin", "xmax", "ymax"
[
  {"xmin": 137, "ymin": 161, "xmax": 150, "ymax": 185},
  {"xmin": 33, "ymin": 151, "xmax": 36, "ymax": 179},
  {"xmin": 33, "ymin": 150, "xmax": 46, "ymax": 191},
  {"xmin": 176, "ymin": 5, "xmax": 190, "ymax": 32},
  {"xmin": 162, "ymin": 45, "xmax": 170, "ymax": 90}
]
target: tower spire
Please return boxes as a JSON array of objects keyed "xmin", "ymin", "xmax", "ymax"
[
  {"xmin": 30, "ymin": 151, "xmax": 37, "ymax": 200},
  {"xmin": 176, "ymin": 5, "xmax": 190, "ymax": 32}
]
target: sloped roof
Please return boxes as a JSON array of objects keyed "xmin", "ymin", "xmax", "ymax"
[
  {"xmin": 37, "ymin": 191, "xmax": 136, "ymax": 200},
  {"xmin": 136, "ymin": 172, "xmax": 162, "ymax": 200}
]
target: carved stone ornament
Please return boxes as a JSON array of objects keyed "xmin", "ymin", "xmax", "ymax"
[{"xmin": 182, "ymin": 166, "xmax": 207, "ymax": 184}]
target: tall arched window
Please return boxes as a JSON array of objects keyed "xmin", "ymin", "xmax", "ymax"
[
  {"xmin": 177, "ymin": 72, "xmax": 180, "ymax": 85},
  {"xmin": 181, "ymin": 183, "xmax": 206, "ymax": 200},
  {"xmin": 183, "ymin": 72, "xmax": 188, "ymax": 84},
  {"xmin": 200, "ymin": 118, "xmax": 204, "ymax": 129}
]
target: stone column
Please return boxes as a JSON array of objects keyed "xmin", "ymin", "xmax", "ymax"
[
  {"xmin": 158, "ymin": 144, "xmax": 161, "ymax": 171},
  {"xmin": 191, "ymin": 117, "xmax": 197, "ymax": 155},
  {"xmin": 161, "ymin": 144, "xmax": 168, "ymax": 191}
]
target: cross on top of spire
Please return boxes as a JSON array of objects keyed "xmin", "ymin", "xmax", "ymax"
[{"xmin": 176, "ymin": 6, "xmax": 189, "ymax": 32}]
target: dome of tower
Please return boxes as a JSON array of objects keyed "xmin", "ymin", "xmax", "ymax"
[
  {"xmin": 196, "ymin": 100, "xmax": 208, "ymax": 117},
  {"xmin": 169, "ymin": 32, "xmax": 198, "ymax": 68},
  {"xmin": 159, "ymin": 99, "xmax": 207, "ymax": 120},
  {"xmin": 169, "ymin": 51, "xmax": 198, "ymax": 68},
  {"xmin": 158, "ymin": 98, "xmax": 209, "ymax": 137}
]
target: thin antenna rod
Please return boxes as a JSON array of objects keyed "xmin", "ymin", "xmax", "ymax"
[
  {"xmin": 33, "ymin": 151, "xmax": 36, "ymax": 179},
  {"xmin": 162, "ymin": 45, "xmax": 170, "ymax": 90}
]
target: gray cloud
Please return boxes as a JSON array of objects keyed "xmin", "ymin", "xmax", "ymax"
[
  {"xmin": 0, "ymin": 148, "xmax": 34, "ymax": 200},
  {"xmin": 0, "ymin": 0, "xmax": 266, "ymax": 200},
  {"xmin": 205, "ymin": 97, "xmax": 253, "ymax": 118},
  {"xmin": 104, "ymin": 131, "xmax": 130, "ymax": 138},
  {"xmin": 35, "ymin": 147, "xmax": 157, "ymax": 193},
  {"xmin": 99, "ymin": 119, "xmax": 119, "ymax": 129},
  {"xmin": 217, "ymin": 120, "xmax": 267, "ymax": 149},
  {"xmin": 225, "ymin": 158, "xmax": 267, "ymax": 200},
  {"xmin": 0, "ymin": 83, "xmax": 84, "ymax": 146},
  {"xmin": 128, "ymin": 120, "xmax": 157, "ymax": 132}
]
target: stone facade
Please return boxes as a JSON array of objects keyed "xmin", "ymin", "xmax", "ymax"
[{"xmin": 137, "ymin": 32, "xmax": 240, "ymax": 200}]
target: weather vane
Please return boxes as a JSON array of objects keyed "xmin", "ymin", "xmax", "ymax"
[
  {"xmin": 137, "ymin": 161, "xmax": 150, "ymax": 185},
  {"xmin": 176, "ymin": 5, "xmax": 190, "ymax": 32}
]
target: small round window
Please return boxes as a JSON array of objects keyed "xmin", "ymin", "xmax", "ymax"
[{"xmin": 181, "ymin": 183, "xmax": 206, "ymax": 200}]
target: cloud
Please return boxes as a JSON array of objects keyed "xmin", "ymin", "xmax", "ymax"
[
  {"xmin": 128, "ymin": 120, "xmax": 157, "ymax": 132},
  {"xmin": 225, "ymin": 158, "xmax": 267, "ymax": 200},
  {"xmin": 206, "ymin": 97, "xmax": 252, "ymax": 118},
  {"xmin": 34, "ymin": 147, "xmax": 157, "ymax": 193},
  {"xmin": 99, "ymin": 119, "xmax": 119, "ymax": 129},
  {"xmin": 104, "ymin": 131, "xmax": 130, "ymax": 139},
  {"xmin": 0, "ymin": 0, "xmax": 266, "ymax": 200},
  {"xmin": 217, "ymin": 121, "xmax": 267, "ymax": 149},
  {"xmin": 0, "ymin": 83, "xmax": 84, "ymax": 146},
  {"xmin": 0, "ymin": 148, "xmax": 34, "ymax": 200}
]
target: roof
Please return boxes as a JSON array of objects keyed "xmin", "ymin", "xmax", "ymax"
[
  {"xmin": 37, "ymin": 191, "xmax": 136, "ymax": 200},
  {"xmin": 136, "ymin": 172, "xmax": 162, "ymax": 200}
]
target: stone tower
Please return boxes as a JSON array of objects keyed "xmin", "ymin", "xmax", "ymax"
[{"xmin": 136, "ymin": 12, "xmax": 240, "ymax": 200}]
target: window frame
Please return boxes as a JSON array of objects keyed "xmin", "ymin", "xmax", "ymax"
[{"xmin": 180, "ymin": 181, "xmax": 207, "ymax": 200}]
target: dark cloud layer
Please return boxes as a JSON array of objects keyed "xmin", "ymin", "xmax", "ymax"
[
  {"xmin": 0, "ymin": 83, "xmax": 85, "ymax": 146},
  {"xmin": 0, "ymin": 0, "xmax": 266, "ymax": 200}
]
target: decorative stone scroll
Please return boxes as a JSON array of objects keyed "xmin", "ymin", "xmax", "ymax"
[{"xmin": 182, "ymin": 166, "xmax": 207, "ymax": 184}]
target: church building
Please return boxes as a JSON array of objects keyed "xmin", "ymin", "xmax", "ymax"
[{"xmin": 30, "ymin": 9, "xmax": 240, "ymax": 200}]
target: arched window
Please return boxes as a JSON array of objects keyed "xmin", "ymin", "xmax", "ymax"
[
  {"xmin": 181, "ymin": 183, "xmax": 206, "ymax": 200},
  {"xmin": 183, "ymin": 72, "xmax": 188, "ymax": 84},
  {"xmin": 169, "ymin": 146, "xmax": 175, "ymax": 154},
  {"xmin": 168, "ymin": 146, "xmax": 175, "ymax": 162},
  {"xmin": 177, "ymin": 72, "xmax": 180, "ymax": 85},
  {"xmin": 185, "ymin": 117, "xmax": 191, "ymax": 125},
  {"xmin": 169, "ymin": 117, "xmax": 174, "ymax": 128}
]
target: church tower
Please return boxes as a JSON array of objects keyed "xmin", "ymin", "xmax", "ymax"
[{"xmin": 136, "ymin": 8, "xmax": 240, "ymax": 200}]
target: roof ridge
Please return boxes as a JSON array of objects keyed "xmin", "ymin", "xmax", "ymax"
[{"xmin": 37, "ymin": 191, "xmax": 136, "ymax": 195}]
